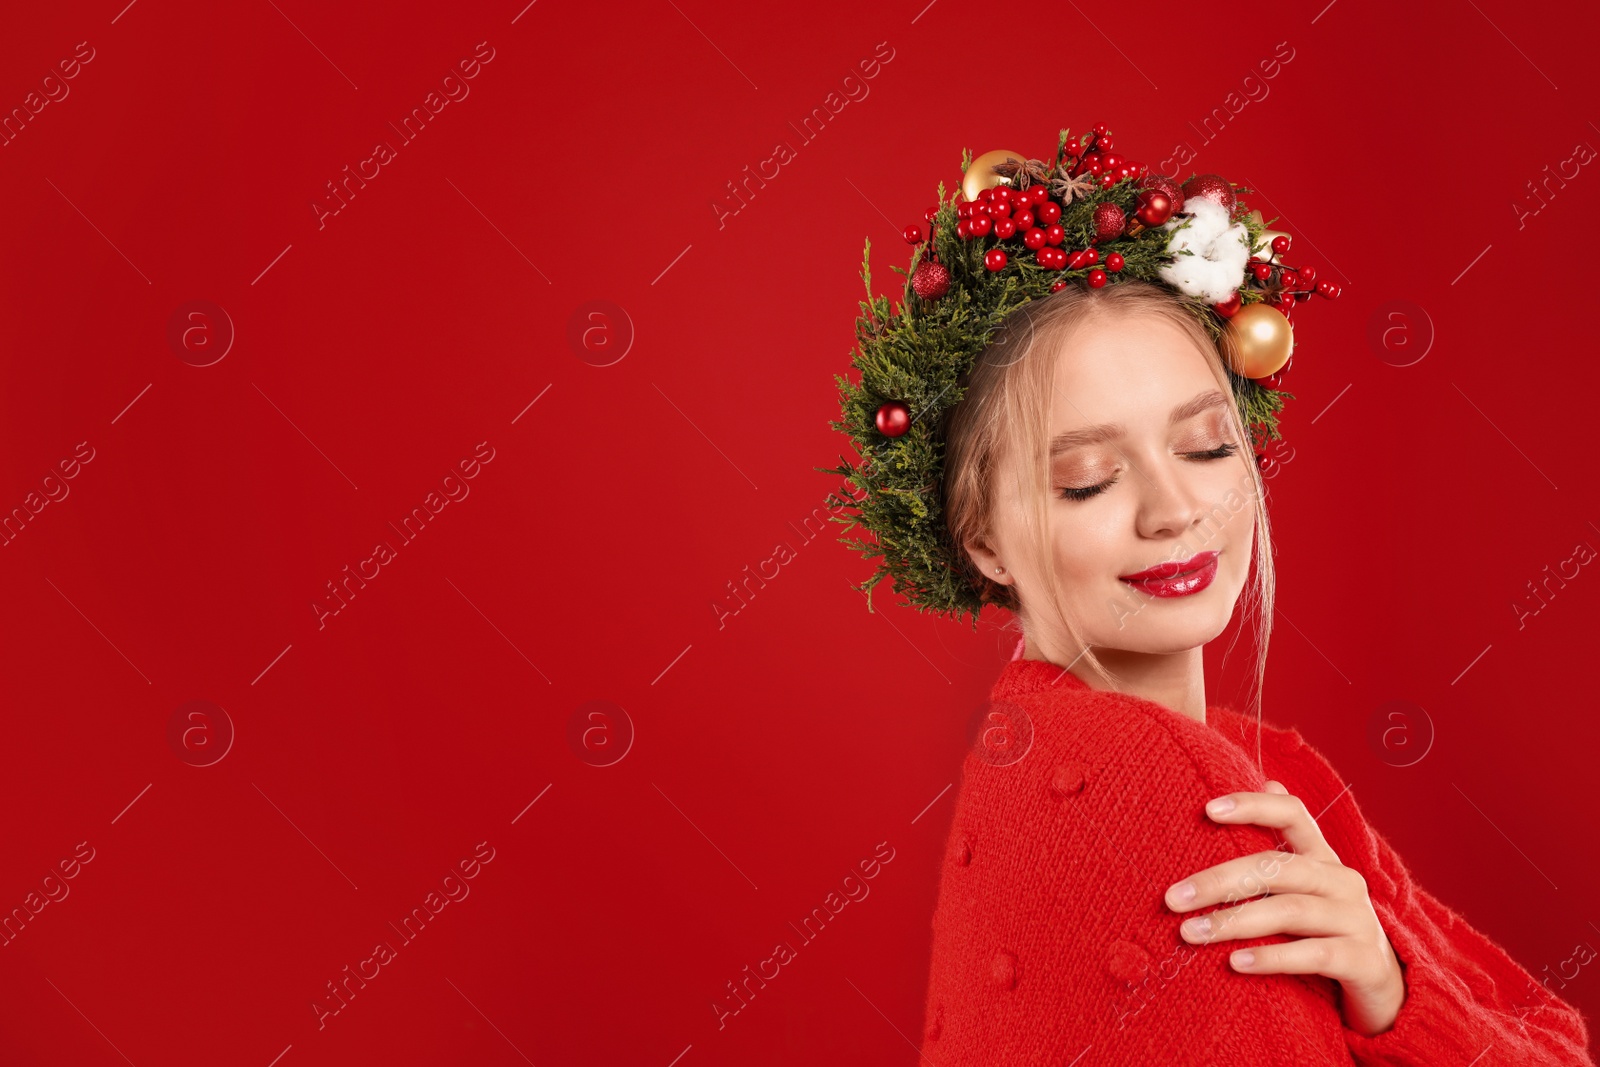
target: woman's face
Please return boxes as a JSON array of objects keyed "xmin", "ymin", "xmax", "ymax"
[{"xmin": 987, "ymin": 312, "xmax": 1258, "ymax": 661}]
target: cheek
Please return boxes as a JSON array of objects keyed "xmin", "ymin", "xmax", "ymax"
[{"xmin": 1048, "ymin": 507, "xmax": 1127, "ymax": 586}]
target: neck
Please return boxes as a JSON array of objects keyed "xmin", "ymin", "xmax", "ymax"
[{"xmin": 1024, "ymin": 635, "xmax": 1207, "ymax": 723}]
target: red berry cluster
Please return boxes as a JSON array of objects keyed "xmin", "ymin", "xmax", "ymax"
[
  {"xmin": 1216, "ymin": 234, "xmax": 1342, "ymax": 321},
  {"xmin": 900, "ymin": 125, "xmax": 1178, "ymax": 294}
]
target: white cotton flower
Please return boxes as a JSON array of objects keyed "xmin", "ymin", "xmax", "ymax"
[{"xmin": 1157, "ymin": 197, "xmax": 1251, "ymax": 304}]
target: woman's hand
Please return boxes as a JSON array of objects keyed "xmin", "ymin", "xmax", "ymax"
[{"xmin": 1162, "ymin": 780, "xmax": 1407, "ymax": 1037}]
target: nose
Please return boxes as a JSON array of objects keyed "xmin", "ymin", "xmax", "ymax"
[{"xmin": 1133, "ymin": 453, "xmax": 1213, "ymax": 541}]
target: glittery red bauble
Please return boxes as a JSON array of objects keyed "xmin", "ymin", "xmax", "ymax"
[
  {"xmin": 1181, "ymin": 174, "xmax": 1236, "ymax": 214},
  {"xmin": 1092, "ymin": 202, "xmax": 1126, "ymax": 242},
  {"xmin": 911, "ymin": 259, "xmax": 951, "ymax": 300},
  {"xmin": 875, "ymin": 401, "xmax": 911, "ymax": 437}
]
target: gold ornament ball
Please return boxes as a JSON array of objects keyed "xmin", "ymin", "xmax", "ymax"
[
  {"xmin": 1225, "ymin": 303, "xmax": 1294, "ymax": 378},
  {"xmin": 963, "ymin": 149, "xmax": 1026, "ymax": 203}
]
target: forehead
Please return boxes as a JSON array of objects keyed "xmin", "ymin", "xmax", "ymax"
[{"xmin": 1047, "ymin": 313, "xmax": 1219, "ymax": 429}]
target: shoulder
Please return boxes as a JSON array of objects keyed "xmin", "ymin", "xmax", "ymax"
[{"xmin": 925, "ymin": 667, "xmax": 1342, "ymax": 1055}]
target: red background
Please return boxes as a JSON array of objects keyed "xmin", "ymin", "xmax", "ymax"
[{"xmin": 3, "ymin": 1, "xmax": 1598, "ymax": 1063}]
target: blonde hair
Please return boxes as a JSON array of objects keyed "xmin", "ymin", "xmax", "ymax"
[{"xmin": 941, "ymin": 278, "xmax": 1276, "ymax": 760}]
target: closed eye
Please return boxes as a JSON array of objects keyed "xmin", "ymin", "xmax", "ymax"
[{"xmin": 1056, "ymin": 442, "xmax": 1240, "ymax": 501}]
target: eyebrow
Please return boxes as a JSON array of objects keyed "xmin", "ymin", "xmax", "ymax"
[{"xmin": 1049, "ymin": 389, "xmax": 1230, "ymax": 457}]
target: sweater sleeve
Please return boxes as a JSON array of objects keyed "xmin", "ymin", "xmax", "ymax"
[{"xmin": 1339, "ymin": 821, "xmax": 1596, "ymax": 1066}]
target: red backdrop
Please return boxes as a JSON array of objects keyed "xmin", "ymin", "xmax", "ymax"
[{"xmin": 2, "ymin": 1, "xmax": 1598, "ymax": 1063}]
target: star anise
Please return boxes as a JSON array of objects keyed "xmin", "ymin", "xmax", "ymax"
[
  {"xmin": 990, "ymin": 156, "xmax": 1053, "ymax": 190},
  {"xmin": 1049, "ymin": 166, "xmax": 1098, "ymax": 206}
]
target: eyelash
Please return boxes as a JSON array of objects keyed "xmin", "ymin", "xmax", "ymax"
[{"xmin": 1057, "ymin": 442, "xmax": 1240, "ymax": 501}]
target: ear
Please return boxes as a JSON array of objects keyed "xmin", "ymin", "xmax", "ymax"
[{"xmin": 963, "ymin": 537, "xmax": 1011, "ymax": 586}]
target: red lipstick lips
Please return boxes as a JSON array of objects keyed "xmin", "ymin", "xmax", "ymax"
[{"xmin": 1118, "ymin": 550, "xmax": 1220, "ymax": 598}]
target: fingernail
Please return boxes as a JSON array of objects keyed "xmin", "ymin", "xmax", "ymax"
[
  {"xmin": 1232, "ymin": 950, "xmax": 1254, "ymax": 969},
  {"xmin": 1206, "ymin": 796, "xmax": 1235, "ymax": 816},
  {"xmin": 1169, "ymin": 881, "xmax": 1195, "ymax": 906},
  {"xmin": 1182, "ymin": 916, "xmax": 1211, "ymax": 940}
]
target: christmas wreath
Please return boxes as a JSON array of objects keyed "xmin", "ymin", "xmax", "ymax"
[{"xmin": 821, "ymin": 122, "xmax": 1340, "ymax": 627}]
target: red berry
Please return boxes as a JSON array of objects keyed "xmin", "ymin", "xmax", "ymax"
[
  {"xmin": 1023, "ymin": 227, "xmax": 1047, "ymax": 250},
  {"xmin": 1045, "ymin": 224, "xmax": 1065, "ymax": 246},
  {"xmin": 924, "ymin": 206, "xmax": 938, "ymax": 223},
  {"xmin": 1087, "ymin": 269, "xmax": 1108, "ymax": 288},
  {"xmin": 1277, "ymin": 292, "xmax": 1296, "ymax": 310},
  {"xmin": 1279, "ymin": 269, "xmax": 1299, "ymax": 290},
  {"xmin": 1036, "ymin": 201, "xmax": 1061, "ymax": 225},
  {"xmin": 956, "ymin": 220, "xmax": 972, "ymax": 239},
  {"xmin": 1012, "ymin": 209, "xmax": 1033, "ymax": 230},
  {"xmin": 984, "ymin": 248, "xmax": 1008, "ymax": 272},
  {"xmin": 1213, "ymin": 292, "xmax": 1242, "ymax": 318},
  {"xmin": 957, "ymin": 202, "xmax": 972, "ymax": 220},
  {"xmin": 969, "ymin": 215, "xmax": 992, "ymax": 237},
  {"xmin": 1252, "ymin": 263, "xmax": 1272, "ymax": 282},
  {"xmin": 903, "ymin": 225, "xmax": 922, "ymax": 245},
  {"xmin": 1105, "ymin": 252, "xmax": 1125, "ymax": 272},
  {"xmin": 1272, "ymin": 234, "xmax": 1291, "ymax": 256},
  {"xmin": 1050, "ymin": 281, "xmax": 1068, "ymax": 292},
  {"xmin": 994, "ymin": 218, "xmax": 1017, "ymax": 240}
]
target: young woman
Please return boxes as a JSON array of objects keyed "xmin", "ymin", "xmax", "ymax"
[{"xmin": 915, "ymin": 279, "xmax": 1595, "ymax": 1064}]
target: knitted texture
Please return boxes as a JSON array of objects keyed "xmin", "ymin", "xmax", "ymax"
[{"xmin": 921, "ymin": 657, "xmax": 1595, "ymax": 1065}]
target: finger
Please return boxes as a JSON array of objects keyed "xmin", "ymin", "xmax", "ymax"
[
  {"xmin": 1179, "ymin": 892, "xmax": 1354, "ymax": 946},
  {"xmin": 1166, "ymin": 848, "xmax": 1330, "ymax": 912},
  {"xmin": 1205, "ymin": 788, "xmax": 1336, "ymax": 862},
  {"xmin": 1228, "ymin": 937, "xmax": 1357, "ymax": 984},
  {"xmin": 1263, "ymin": 780, "xmax": 1289, "ymax": 795}
]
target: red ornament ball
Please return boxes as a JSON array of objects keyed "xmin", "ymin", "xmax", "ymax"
[
  {"xmin": 1092, "ymin": 202, "xmax": 1126, "ymax": 242},
  {"xmin": 1138, "ymin": 175, "xmax": 1185, "ymax": 214},
  {"xmin": 984, "ymin": 248, "xmax": 1008, "ymax": 272},
  {"xmin": 1181, "ymin": 174, "xmax": 1236, "ymax": 214},
  {"xmin": 1212, "ymin": 292, "xmax": 1242, "ymax": 318},
  {"xmin": 911, "ymin": 259, "xmax": 951, "ymax": 300},
  {"xmin": 1135, "ymin": 190, "xmax": 1173, "ymax": 227},
  {"xmin": 875, "ymin": 401, "xmax": 911, "ymax": 437}
]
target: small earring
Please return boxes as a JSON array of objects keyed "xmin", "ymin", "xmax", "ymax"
[{"xmin": 994, "ymin": 566, "xmax": 1005, "ymax": 574}]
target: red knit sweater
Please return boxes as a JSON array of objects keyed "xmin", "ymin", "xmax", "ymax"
[{"xmin": 922, "ymin": 656, "xmax": 1595, "ymax": 1065}]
